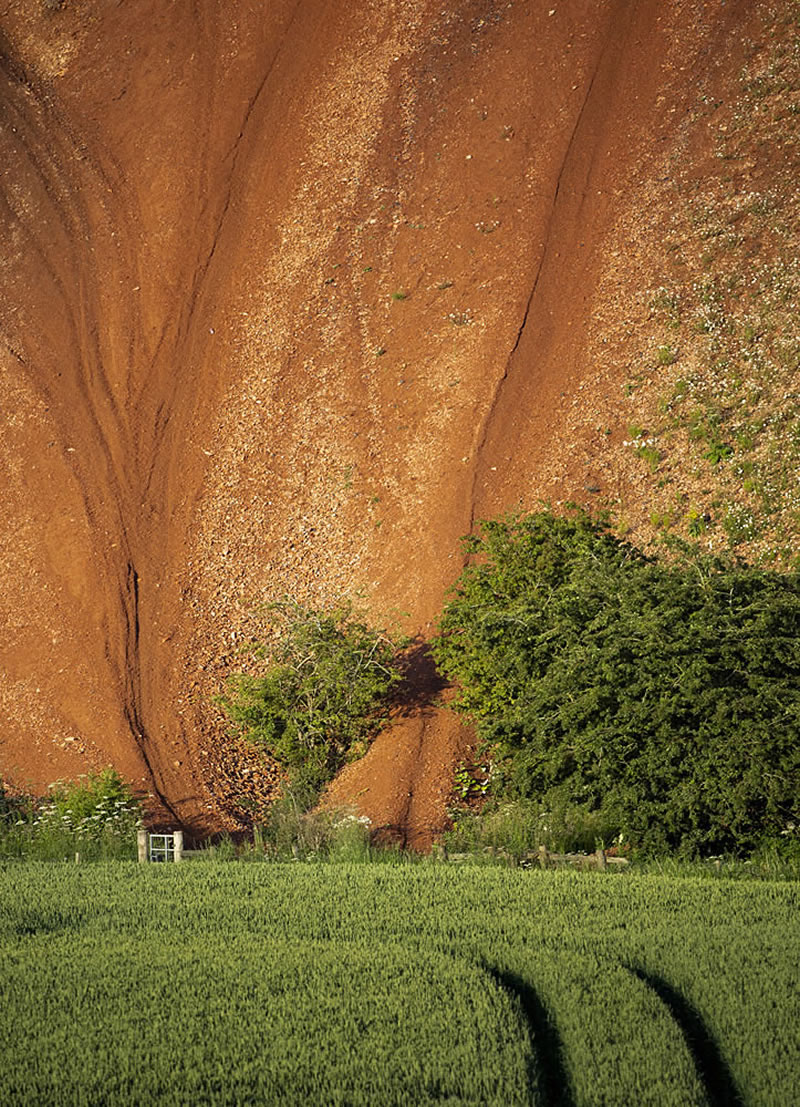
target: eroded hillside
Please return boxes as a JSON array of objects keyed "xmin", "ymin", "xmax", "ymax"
[{"xmin": 1, "ymin": 0, "xmax": 796, "ymax": 839}]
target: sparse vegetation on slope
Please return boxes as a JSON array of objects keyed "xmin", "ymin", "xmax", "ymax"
[{"xmin": 614, "ymin": 1, "xmax": 800, "ymax": 561}]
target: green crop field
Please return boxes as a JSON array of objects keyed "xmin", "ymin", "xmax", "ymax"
[{"xmin": 1, "ymin": 864, "xmax": 798, "ymax": 1105}]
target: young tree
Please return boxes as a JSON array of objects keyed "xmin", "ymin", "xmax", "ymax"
[{"xmin": 220, "ymin": 599, "xmax": 401, "ymax": 799}]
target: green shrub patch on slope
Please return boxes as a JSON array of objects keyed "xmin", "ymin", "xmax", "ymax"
[
  {"xmin": 433, "ymin": 509, "xmax": 800, "ymax": 856},
  {"xmin": 219, "ymin": 598, "xmax": 401, "ymax": 802}
]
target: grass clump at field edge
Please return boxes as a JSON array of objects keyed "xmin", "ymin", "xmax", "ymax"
[{"xmin": 0, "ymin": 770, "xmax": 141, "ymax": 861}]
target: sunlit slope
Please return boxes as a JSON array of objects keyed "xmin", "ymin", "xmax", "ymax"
[{"xmin": 0, "ymin": 0, "xmax": 785, "ymax": 832}]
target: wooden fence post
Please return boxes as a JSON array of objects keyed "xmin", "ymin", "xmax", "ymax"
[
  {"xmin": 595, "ymin": 847, "xmax": 608, "ymax": 871},
  {"xmin": 174, "ymin": 829, "xmax": 184, "ymax": 863},
  {"xmin": 538, "ymin": 844, "xmax": 549, "ymax": 869},
  {"xmin": 137, "ymin": 828, "xmax": 147, "ymax": 863}
]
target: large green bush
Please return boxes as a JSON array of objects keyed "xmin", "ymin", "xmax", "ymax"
[
  {"xmin": 219, "ymin": 598, "xmax": 401, "ymax": 799},
  {"xmin": 433, "ymin": 509, "xmax": 800, "ymax": 856}
]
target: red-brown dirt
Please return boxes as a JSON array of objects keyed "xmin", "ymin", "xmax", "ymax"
[{"xmin": 0, "ymin": 0, "xmax": 780, "ymax": 844}]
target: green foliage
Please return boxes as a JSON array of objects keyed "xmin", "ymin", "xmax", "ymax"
[
  {"xmin": 1, "ymin": 865, "xmax": 798, "ymax": 1104},
  {"xmin": 0, "ymin": 779, "xmax": 16, "ymax": 824},
  {"xmin": 704, "ymin": 438, "xmax": 734, "ymax": 465},
  {"xmin": 656, "ymin": 344, "xmax": 677, "ymax": 365},
  {"xmin": 48, "ymin": 768, "xmax": 134, "ymax": 825},
  {"xmin": 0, "ymin": 771, "xmax": 141, "ymax": 860},
  {"xmin": 219, "ymin": 598, "xmax": 401, "ymax": 797},
  {"xmin": 453, "ymin": 758, "xmax": 493, "ymax": 801},
  {"xmin": 685, "ymin": 506, "xmax": 708, "ymax": 536},
  {"xmin": 722, "ymin": 502, "xmax": 759, "ymax": 544},
  {"xmin": 433, "ymin": 509, "xmax": 800, "ymax": 856},
  {"xmin": 636, "ymin": 442, "xmax": 661, "ymax": 471},
  {"xmin": 238, "ymin": 803, "xmax": 374, "ymax": 862},
  {"xmin": 447, "ymin": 796, "xmax": 622, "ymax": 859}
]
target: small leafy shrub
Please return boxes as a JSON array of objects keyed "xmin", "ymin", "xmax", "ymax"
[
  {"xmin": 219, "ymin": 598, "xmax": 401, "ymax": 800},
  {"xmin": 705, "ymin": 439, "xmax": 734, "ymax": 465},
  {"xmin": 625, "ymin": 427, "xmax": 661, "ymax": 471},
  {"xmin": 636, "ymin": 443, "xmax": 661, "ymax": 471},
  {"xmin": 656, "ymin": 344, "xmax": 677, "ymax": 365},
  {"xmin": 722, "ymin": 502, "xmax": 759, "ymax": 544},
  {"xmin": 453, "ymin": 759, "xmax": 493, "ymax": 800}
]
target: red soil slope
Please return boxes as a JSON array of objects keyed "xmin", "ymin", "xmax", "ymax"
[{"xmin": 0, "ymin": 0, "xmax": 763, "ymax": 840}]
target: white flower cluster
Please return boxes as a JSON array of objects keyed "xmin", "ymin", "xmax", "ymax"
[
  {"xmin": 332, "ymin": 812, "xmax": 372, "ymax": 829},
  {"xmin": 32, "ymin": 797, "xmax": 142, "ymax": 839},
  {"xmin": 623, "ymin": 436, "xmax": 658, "ymax": 449}
]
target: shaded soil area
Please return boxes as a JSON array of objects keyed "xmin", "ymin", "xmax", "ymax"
[
  {"xmin": 0, "ymin": 0, "xmax": 785, "ymax": 843},
  {"xmin": 324, "ymin": 643, "xmax": 472, "ymax": 850}
]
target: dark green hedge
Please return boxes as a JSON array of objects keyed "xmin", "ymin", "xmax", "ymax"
[{"xmin": 433, "ymin": 510, "xmax": 800, "ymax": 855}]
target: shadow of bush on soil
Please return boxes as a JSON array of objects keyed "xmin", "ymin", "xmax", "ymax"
[{"xmin": 390, "ymin": 638, "xmax": 448, "ymax": 717}]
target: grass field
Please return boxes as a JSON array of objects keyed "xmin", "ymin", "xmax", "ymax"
[{"xmin": 1, "ymin": 863, "xmax": 798, "ymax": 1105}]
